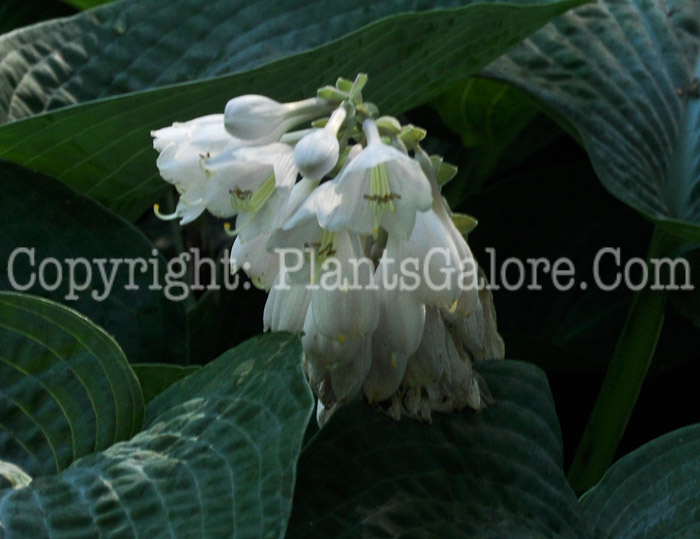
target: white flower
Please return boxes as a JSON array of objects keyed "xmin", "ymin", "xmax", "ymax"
[
  {"xmin": 293, "ymin": 106, "xmax": 347, "ymax": 180},
  {"xmin": 289, "ymin": 118, "xmax": 432, "ymax": 239},
  {"xmin": 152, "ymin": 76, "xmax": 506, "ymax": 427},
  {"xmin": 224, "ymin": 95, "xmax": 331, "ymax": 141},
  {"xmin": 203, "ymin": 142, "xmax": 298, "ymax": 240},
  {"xmin": 232, "ymin": 178, "xmax": 318, "ymax": 290},
  {"xmin": 415, "ymin": 146, "xmax": 480, "ymax": 320},
  {"xmin": 310, "ymin": 231, "xmax": 379, "ymax": 337},
  {"xmin": 373, "ymin": 208, "xmax": 464, "ymax": 356},
  {"xmin": 300, "ymin": 230, "xmax": 379, "ymax": 367},
  {"xmin": 152, "ymin": 114, "xmax": 239, "ymax": 224}
]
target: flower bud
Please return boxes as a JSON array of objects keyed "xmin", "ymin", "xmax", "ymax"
[
  {"xmin": 293, "ymin": 129, "xmax": 339, "ymax": 180},
  {"xmin": 224, "ymin": 95, "xmax": 330, "ymax": 141},
  {"xmin": 293, "ymin": 105, "xmax": 346, "ymax": 179}
]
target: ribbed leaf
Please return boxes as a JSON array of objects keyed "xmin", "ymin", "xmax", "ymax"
[
  {"xmin": 581, "ymin": 423, "xmax": 700, "ymax": 538},
  {"xmin": 0, "ymin": 160, "xmax": 188, "ymax": 365},
  {"xmin": 288, "ymin": 360, "xmax": 590, "ymax": 538},
  {"xmin": 0, "ymin": 333, "xmax": 314, "ymax": 538},
  {"xmin": 0, "ymin": 0, "xmax": 585, "ymax": 220},
  {"xmin": 0, "ymin": 292, "xmax": 143, "ymax": 477},
  {"xmin": 484, "ymin": 0, "xmax": 700, "ymax": 239}
]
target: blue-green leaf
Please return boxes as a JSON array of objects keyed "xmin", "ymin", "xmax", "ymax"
[
  {"xmin": 484, "ymin": 0, "xmax": 700, "ymax": 239},
  {"xmin": 581, "ymin": 423, "xmax": 700, "ymax": 538},
  {"xmin": 0, "ymin": 292, "xmax": 143, "ymax": 477},
  {"xmin": 0, "ymin": 333, "xmax": 313, "ymax": 537},
  {"xmin": 289, "ymin": 360, "xmax": 589, "ymax": 537}
]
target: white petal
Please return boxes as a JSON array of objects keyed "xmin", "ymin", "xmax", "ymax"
[
  {"xmin": 318, "ymin": 142, "xmax": 433, "ymax": 238},
  {"xmin": 175, "ymin": 199, "xmax": 206, "ymax": 225},
  {"xmin": 302, "ymin": 303, "xmax": 366, "ymax": 369},
  {"xmin": 404, "ymin": 307, "xmax": 448, "ymax": 387},
  {"xmin": 230, "ymin": 233, "xmax": 279, "ymax": 290},
  {"xmin": 383, "ymin": 209, "xmax": 462, "ymax": 309},
  {"xmin": 281, "ymin": 181, "xmax": 340, "ymax": 231},
  {"xmin": 152, "ymin": 114, "xmax": 226, "ymax": 151},
  {"xmin": 263, "ymin": 277, "xmax": 311, "ymax": 332},
  {"xmin": 310, "ymin": 231, "xmax": 379, "ymax": 340},
  {"xmin": 378, "ymin": 285, "xmax": 426, "ymax": 356},
  {"xmin": 363, "ymin": 332, "xmax": 407, "ymax": 403},
  {"xmin": 203, "ymin": 160, "xmax": 274, "ymax": 218},
  {"xmin": 329, "ymin": 338, "xmax": 372, "ymax": 403},
  {"xmin": 155, "ymin": 140, "xmax": 207, "ymax": 190},
  {"xmin": 234, "ymin": 187, "xmax": 289, "ymax": 242}
]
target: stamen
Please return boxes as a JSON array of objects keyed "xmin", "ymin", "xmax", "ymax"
[
  {"xmin": 153, "ymin": 203, "xmax": 179, "ymax": 221},
  {"xmin": 366, "ymin": 164, "xmax": 399, "ymax": 238},
  {"xmin": 223, "ymin": 222, "xmax": 237, "ymax": 237}
]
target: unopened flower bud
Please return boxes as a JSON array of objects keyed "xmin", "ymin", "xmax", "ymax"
[
  {"xmin": 293, "ymin": 106, "xmax": 347, "ymax": 180},
  {"xmin": 224, "ymin": 95, "xmax": 330, "ymax": 141}
]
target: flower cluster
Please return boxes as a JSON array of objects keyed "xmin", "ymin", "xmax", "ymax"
[{"xmin": 152, "ymin": 74, "xmax": 504, "ymax": 424}]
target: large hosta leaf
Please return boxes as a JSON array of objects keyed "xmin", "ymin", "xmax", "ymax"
[
  {"xmin": 483, "ymin": 0, "xmax": 700, "ymax": 238},
  {"xmin": 0, "ymin": 333, "xmax": 314, "ymax": 537},
  {"xmin": 0, "ymin": 160, "xmax": 188, "ymax": 365},
  {"xmin": 0, "ymin": 0, "xmax": 585, "ymax": 219},
  {"xmin": 0, "ymin": 292, "xmax": 143, "ymax": 477},
  {"xmin": 288, "ymin": 360, "xmax": 590, "ymax": 537},
  {"xmin": 581, "ymin": 423, "xmax": 700, "ymax": 538}
]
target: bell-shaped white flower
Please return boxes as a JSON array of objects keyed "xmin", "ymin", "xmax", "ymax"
[
  {"xmin": 152, "ymin": 114, "xmax": 233, "ymax": 154},
  {"xmin": 290, "ymin": 118, "xmax": 432, "ymax": 239},
  {"xmin": 414, "ymin": 147, "xmax": 480, "ymax": 321},
  {"xmin": 293, "ymin": 106, "xmax": 346, "ymax": 180},
  {"xmin": 203, "ymin": 142, "xmax": 298, "ymax": 240},
  {"xmin": 232, "ymin": 178, "xmax": 319, "ymax": 289},
  {"xmin": 307, "ymin": 230, "xmax": 380, "ymax": 354},
  {"xmin": 224, "ymin": 95, "xmax": 331, "ymax": 141},
  {"xmin": 152, "ymin": 114, "xmax": 239, "ymax": 224},
  {"xmin": 372, "ymin": 208, "xmax": 464, "ymax": 357},
  {"xmin": 311, "ymin": 337, "xmax": 372, "ymax": 426}
]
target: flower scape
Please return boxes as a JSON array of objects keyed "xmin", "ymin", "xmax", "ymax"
[{"xmin": 152, "ymin": 74, "xmax": 505, "ymax": 424}]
